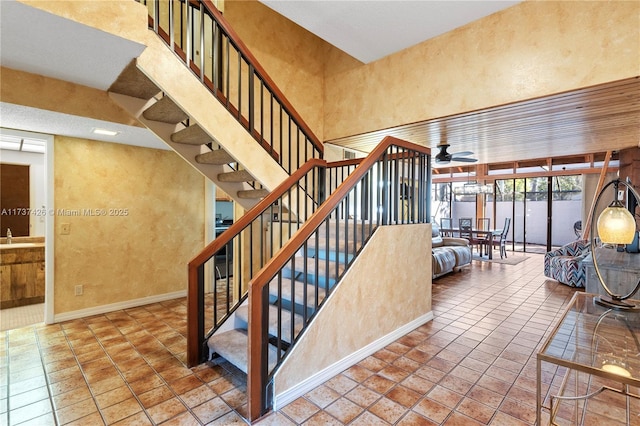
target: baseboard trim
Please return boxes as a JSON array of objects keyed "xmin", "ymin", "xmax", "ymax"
[
  {"xmin": 273, "ymin": 310, "xmax": 434, "ymax": 410},
  {"xmin": 53, "ymin": 290, "xmax": 187, "ymax": 323}
]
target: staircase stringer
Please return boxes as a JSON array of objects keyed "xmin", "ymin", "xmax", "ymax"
[
  {"xmin": 109, "ymin": 91, "xmax": 261, "ymax": 210},
  {"xmin": 109, "ymin": 30, "xmax": 288, "ymax": 208}
]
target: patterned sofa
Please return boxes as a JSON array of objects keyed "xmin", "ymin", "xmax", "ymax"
[
  {"xmin": 432, "ymin": 223, "xmax": 472, "ymax": 278},
  {"xmin": 544, "ymin": 240, "xmax": 590, "ymax": 288}
]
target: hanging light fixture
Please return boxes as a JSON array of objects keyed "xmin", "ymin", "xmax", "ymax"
[
  {"xmin": 453, "ymin": 170, "xmax": 492, "ymax": 195},
  {"xmin": 590, "ymin": 179, "xmax": 640, "ymax": 311}
]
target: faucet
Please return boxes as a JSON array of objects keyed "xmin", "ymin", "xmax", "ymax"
[{"xmin": 6, "ymin": 228, "xmax": 12, "ymax": 244}]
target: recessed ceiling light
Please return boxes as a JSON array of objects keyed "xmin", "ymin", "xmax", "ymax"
[{"xmin": 92, "ymin": 128, "xmax": 119, "ymax": 136}]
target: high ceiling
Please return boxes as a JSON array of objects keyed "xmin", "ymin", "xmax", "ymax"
[{"xmin": 259, "ymin": 0, "xmax": 521, "ymax": 64}]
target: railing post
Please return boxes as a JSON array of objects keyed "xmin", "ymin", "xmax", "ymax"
[
  {"xmin": 247, "ymin": 282, "xmax": 269, "ymax": 421},
  {"xmin": 168, "ymin": 0, "xmax": 174, "ymax": 50},
  {"xmin": 186, "ymin": 0, "xmax": 192, "ymax": 66},
  {"xmin": 382, "ymin": 151, "xmax": 389, "ymax": 226},
  {"xmin": 199, "ymin": 3, "xmax": 205, "ymax": 81},
  {"xmin": 187, "ymin": 263, "xmax": 205, "ymax": 367},
  {"xmin": 248, "ymin": 64, "xmax": 255, "ymax": 133}
]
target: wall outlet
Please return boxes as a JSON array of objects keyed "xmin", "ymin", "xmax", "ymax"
[
  {"xmin": 74, "ymin": 285, "xmax": 83, "ymax": 296},
  {"xmin": 61, "ymin": 223, "xmax": 71, "ymax": 235}
]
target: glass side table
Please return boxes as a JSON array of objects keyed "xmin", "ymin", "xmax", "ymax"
[{"xmin": 537, "ymin": 292, "xmax": 640, "ymax": 425}]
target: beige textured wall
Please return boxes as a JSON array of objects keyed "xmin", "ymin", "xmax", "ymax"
[
  {"xmin": 323, "ymin": 0, "xmax": 640, "ymax": 141},
  {"xmin": 54, "ymin": 136, "xmax": 205, "ymax": 314},
  {"xmin": 274, "ymin": 223, "xmax": 432, "ymax": 394},
  {"xmin": 224, "ymin": 0, "xmax": 361, "ymax": 143}
]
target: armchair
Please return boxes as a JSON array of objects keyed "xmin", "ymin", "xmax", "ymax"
[{"xmin": 544, "ymin": 240, "xmax": 591, "ymax": 288}]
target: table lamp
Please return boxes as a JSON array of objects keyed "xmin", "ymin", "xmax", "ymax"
[{"xmin": 590, "ymin": 179, "xmax": 640, "ymax": 311}]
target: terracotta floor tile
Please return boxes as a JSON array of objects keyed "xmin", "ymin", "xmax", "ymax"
[
  {"xmin": 147, "ymin": 397, "xmax": 187, "ymax": 424},
  {"xmin": 101, "ymin": 396, "xmax": 142, "ymax": 424},
  {"xmin": 362, "ymin": 374, "xmax": 396, "ymax": 394},
  {"xmin": 55, "ymin": 397, "xmax": 98, "ymax": 425},
  {"xmin": 180, "ymin": 384, "xmax": 218, "ymax": 408},
  {"xmin": 456, "ymin": 397, "xmax": 496, "ymax": 424},
  {"xmin": 51, "ymin": 386, "xmax": 92, "ymax": 411},
  {"xmin": 400, "ymin": 375, "xmax": 435, "ymax": 395},
  {"xmin": 342, "ymin": 364, "xmax": 374, "ymax": 383},
  {"xmin": 385, "ymin": 385, "xmax": 421, "ymax": 408},
  {"xmin": 396, "ymin": 411, "xmax": 438, "ymax": 425},
  {"xmin": 300, "ymin": 410, "xmax": 343, "ymax": 425},
  {"xmin": 413, "ymin": 397, "xmax": 451, "ymax": 424},
  {"xmin": 345, "ymin": 384, "xmax": 381, "ymax": 408},
  {"xmin": 64, "ymin": 411, "xmax": 104, "ymax": 426},
  {"xmin": 378, "ymin": 364, "xmax": 411, "ymax": 383},
  {"xmin": 427, "ymin": 385, "xmax": 464, "ymax": 409},
  {"xmin": 128, "ymin": 375, "xmax": 164, "ymax": 395},
  {"xmin": 325, "ymin": 374, "xmax": 358, "ymax": 395},
  {"xmin": 324, "ymin": 396, "xmax": 363, "ymax": 423},
  {"xmin": 280, "ymin": 397, "xmax": 320, "ymax": 424},
  {"xmin": 443, "ymin": 411, "xmax": 485, "ymax": 425},
  {"xmin": 220, "ymin": 388, "xmax": 247, "ymax": 409},
  {"xmin": 350, "ymin": 411, "xmax": 390, "ymax": 425},
  {"xmin": 357, "ymin": 356, "xmax": 387, "ymax": 373},
  {"xmin": 138, "ymin": 384, "xmax": 174, "ymax": 409},
  {"xmin": 48, "ymin": 375, "xmax": 87, "ymax": 397},
  {"xmin": 368, "ymin": 396, "xmax": 406, "ymax": 424}
]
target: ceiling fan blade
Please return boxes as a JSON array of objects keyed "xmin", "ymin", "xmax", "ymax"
[
  {"xmin": 451, "ymin": 151, "xmax": 474, "ymax": 157},
  {"xmin": 451, "ymin": 157, "xmax": 478, "ymax": 163}
]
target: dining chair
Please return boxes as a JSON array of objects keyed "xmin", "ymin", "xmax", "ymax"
[
  {"xmin": 440, "ymin": 217, "xmax": 453, "ymax": 236},
  {"xmin": 458, "ymin": 217, "xmax": 473, "ymax": 241},
  {"xmin": 476, "ymin": 218, "xmax": 490, "ymax": 255},
  {"xmin": 482, "ymin": 217, "xmax": 511, "ymax": 259}
]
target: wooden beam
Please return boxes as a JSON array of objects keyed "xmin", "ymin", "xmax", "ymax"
[{"xmin": 582, "ymin": 151, "xmax": 612, "ymax": 240}]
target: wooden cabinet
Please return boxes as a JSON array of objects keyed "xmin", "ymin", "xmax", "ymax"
[{"xmin": 0, "ymin": 244, "xmax": 45, "ymax": 309}]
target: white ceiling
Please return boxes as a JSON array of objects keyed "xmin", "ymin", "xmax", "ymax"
[
  {"xmin": 259, "ymin": 0, "xmax": 521, "ymax": 63},
  {"xmin": 0, "ymin": 0, "xmax": 521, "ymax": 152},
  {"xmin": 0, "ymin": 0, "xmax": 167, "ymax": 150}
]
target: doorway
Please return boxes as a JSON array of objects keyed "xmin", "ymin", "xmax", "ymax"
[{"xmin": 0, "ymin": 129, "xmax": 53, "ymax": 330}]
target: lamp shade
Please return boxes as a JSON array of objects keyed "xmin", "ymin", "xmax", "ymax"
[{"xmin": 597, "ymin": 202, "xmax": 636, "ymax": 244}]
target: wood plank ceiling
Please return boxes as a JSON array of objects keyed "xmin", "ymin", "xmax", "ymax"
[{"xmin": 326, "ymin": 77, "xmax": 640, "ymax": 169}]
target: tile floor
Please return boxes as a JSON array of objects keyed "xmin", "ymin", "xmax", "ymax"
[{"xmin": 1, "ymin": 254, "xmax": 637, "ymax": 425}]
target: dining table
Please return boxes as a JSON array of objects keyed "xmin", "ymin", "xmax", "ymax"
[{"xmin": 439, "ymin": 227, "xmax": 503, "ymax": 259}]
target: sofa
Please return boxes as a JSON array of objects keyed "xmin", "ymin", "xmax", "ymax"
[
  {"xmin": 432, "ymin": 223, "xmax": 472, "ymax": 278},
  {"xmin": 543, "ymin": 240, "xmax": 590, "ymax": 288}
]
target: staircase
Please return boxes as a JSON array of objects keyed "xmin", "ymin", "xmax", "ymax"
[
  {"xmin": 98, "ymin": 1, "xmax": 432, "ymax": 422},
  {"xmin": 207, "ymin": 219, "xmax": 373, "ymax": 374},
  {"xmin": 108, "ymin": 61, "xmax": 271, "ymax": 209}
]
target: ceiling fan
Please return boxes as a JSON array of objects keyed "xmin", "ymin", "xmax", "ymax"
[{"xmin": 434, "ymin": 143, "xmax": 477, "ymax": 164}]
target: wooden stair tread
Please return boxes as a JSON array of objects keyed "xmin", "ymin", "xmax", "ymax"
[
  {"xmin": 108, "ymin": 61, "xmax": 160, "ymax": 100},
  {"xmin": 237, "ymin": 189, "xmax": 269, "ymax": 199},
  {"xmin": 218, "ymin": 169, "xmax": 254, "ymax": 183},
  {"xmin": 172, "ymin": 125, "xmax": 212, "ymax": 145},
  {"xmin": 142, "ymin": 96, "xmax": 188, "ymax": 124},
  {"xmin": 196, "ymin": 149, "xmax": 234, "ymax": 165}
]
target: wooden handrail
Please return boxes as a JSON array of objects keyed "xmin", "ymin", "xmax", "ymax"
[
  {"xmin": 246, "ymin": 136, "xmax": 430, "ymax": 419},
  {"xmin": 200, "ymin": 0, "xmax": 323, "ymax": 155},
  {"xmin": 189, "ymin": 158, "xmax": 326, "ymax": 268}
]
